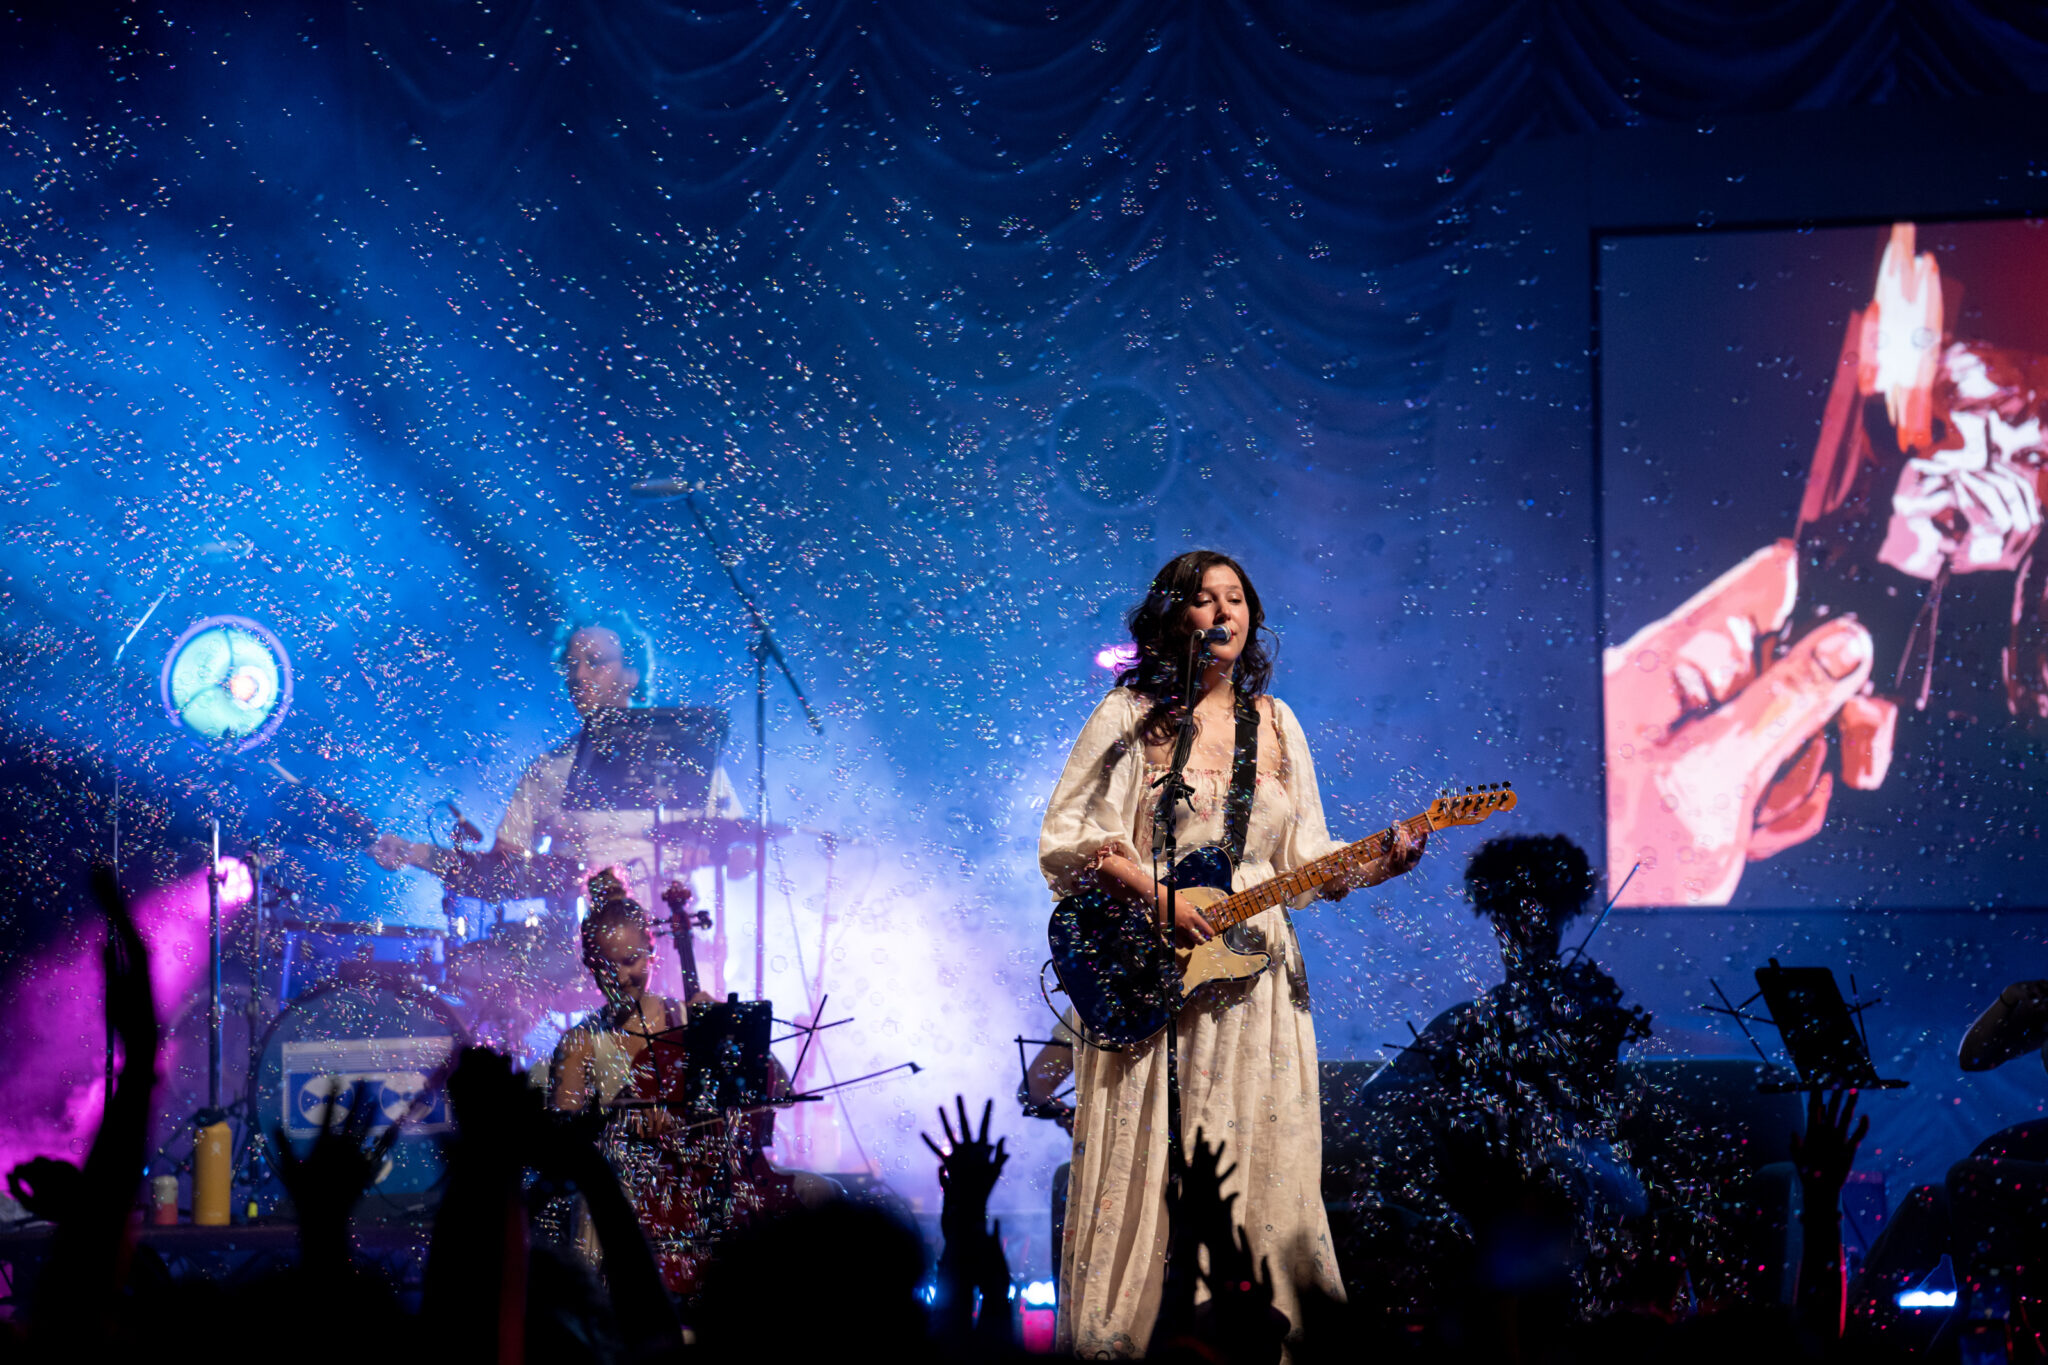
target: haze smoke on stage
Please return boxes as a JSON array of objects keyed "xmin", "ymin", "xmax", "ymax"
[{"xmin": 0, "ymin": 861, "xmax": 252, "ymax": 1175}]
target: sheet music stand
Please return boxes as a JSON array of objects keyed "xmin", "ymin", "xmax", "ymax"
[
  {"xmin": 562, "ymin": 706, "xmax": 729, "ymax": 814},
  {"xmin": 1704, "ymin": 958, "xmax": 1909, "ymax": 1093},
  {"xmin": 683, "ymin": 995, "xmax": 774, "ymax": 1114},
  {"xmin": 607, "ymin": 996, "xmax": 773, "ymax": 1115}
]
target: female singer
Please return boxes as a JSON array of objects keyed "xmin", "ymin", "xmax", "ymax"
[{"xmin": 1039, "ymin": 549, "xmax": 1426, "ymax": 1356}]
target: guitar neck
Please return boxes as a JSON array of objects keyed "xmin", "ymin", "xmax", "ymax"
[{"xmin": 1205, "ymin": 810, "xmax": 1438, "ymax": 934}]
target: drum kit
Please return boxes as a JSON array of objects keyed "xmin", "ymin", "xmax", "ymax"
[
  {"xmin": 150, "ymin": 811, "xmax": 789, "ymax": 1213},
  {"xmin": 137, "ymin": 493, "xmax": 846, "ymax": 1230}
]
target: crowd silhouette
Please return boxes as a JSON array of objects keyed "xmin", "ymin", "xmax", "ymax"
[{"xmin": 0, "ymin": 848, "xmax": 2039, "ymax": 1364}]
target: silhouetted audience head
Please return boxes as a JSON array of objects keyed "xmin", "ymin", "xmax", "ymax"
[
  {"xmin": 692, "ymin": 1197, "xmax": 931, "ymax": 1362},
  {"xmin": 1463, "ymin": 833, "xmax": 1598, "ymax": 965}
]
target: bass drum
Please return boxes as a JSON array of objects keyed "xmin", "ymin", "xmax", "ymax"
[{"xmin": 252, "ymin": 968, "xmax": 470, "ymax": 1210}]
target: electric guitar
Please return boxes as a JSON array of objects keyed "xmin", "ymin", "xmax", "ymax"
[{"xmin": 1046, "ymin": 783, "xmax": 1519, "ymax": 1050}]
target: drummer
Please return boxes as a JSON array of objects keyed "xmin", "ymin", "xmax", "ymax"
[{"xmin": 368, "ymin": 608, "xmax": 744, "ymax": 905}]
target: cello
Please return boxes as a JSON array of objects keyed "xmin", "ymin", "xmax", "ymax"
[{"xmin": 607, "ymin": 881, "xmax": 798, "ymax": 1298}]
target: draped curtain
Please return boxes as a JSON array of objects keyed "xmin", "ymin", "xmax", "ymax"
[{"xmin": 348, "ymin": 0, "xmax": 2048, "ymax": 475}]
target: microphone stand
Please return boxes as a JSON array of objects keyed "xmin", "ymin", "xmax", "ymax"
[
  {"xmin": 207, "ymin": 816, "xmax": 223, "ymax": 1111},
  {"xmin": 677, "ymin": 493, "xmax": 825, "ymax": 1001},
  {"xmin": 1148, "ymin": 629, "xmax": 1208, "ymax": 1221}
]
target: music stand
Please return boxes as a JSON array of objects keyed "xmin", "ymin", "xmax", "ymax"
[
  {"xmin": 683, "ymin": 995, "xmax": 774, "ymax": 1114},
  {"xmin": 1704, "ymin": 958, "xmax": 1908, "ymax": 1093},
  {"xmin": 562, "ymin": 706, "xmax": 729, "ymax": 815},
  {"xmin": 563, "ymin": 706, "xmax": 728, "ymax": 941}
]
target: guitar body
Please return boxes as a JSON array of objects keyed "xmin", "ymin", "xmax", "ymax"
[
  {"xmin": 1046, "ymin": 845, "xmax": 1271, "ymax": 1051},
  {"xmin": 1044, "ymin": 784, "xmax": 1519, "ymax": 1052}
]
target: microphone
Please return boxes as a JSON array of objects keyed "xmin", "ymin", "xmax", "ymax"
[
  {"xmin": 628, "ymin": 478, "xmax": 698, "ymax": 500},
  {"xmin": 1199, "ymin": 625, "xmax": 1230, "ymax": 644}
]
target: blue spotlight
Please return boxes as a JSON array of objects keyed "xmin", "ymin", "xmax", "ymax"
[{"xmin": 160, "ymin": 614, "xmax": 293, "ymax": 750}]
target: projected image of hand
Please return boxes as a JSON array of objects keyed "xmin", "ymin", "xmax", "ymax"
[{"xmin": 1604, "ymin": 541, "xmax": 1899, "ymax": 905}]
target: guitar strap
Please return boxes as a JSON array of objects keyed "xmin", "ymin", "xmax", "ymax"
[{"xmin": 1222, "ymin": 693, "xmax": 1260, "ymax": 866}]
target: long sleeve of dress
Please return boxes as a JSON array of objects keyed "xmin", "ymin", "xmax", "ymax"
[
  {"xmin": 1039, "ymin": 690, "xmax": 1147, "ymax": 897},
  {"xmin": 1271, "ymin": 697, "xmax": 1349, "ymax": 881}
]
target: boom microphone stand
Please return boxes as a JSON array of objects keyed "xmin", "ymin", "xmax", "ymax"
[{"xmin": 670, "ymin": 491, "xmax": 825, "ymax": 1000}]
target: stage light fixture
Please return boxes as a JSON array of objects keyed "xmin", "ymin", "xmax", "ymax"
[{"xmin": 159, "ymin": 614, "xmax": 293, "ymax": 751}]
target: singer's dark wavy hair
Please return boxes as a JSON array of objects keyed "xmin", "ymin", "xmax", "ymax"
[
  {"xmin": 1462, "ymin": 834, "xmax": 1598, "ymax": 950},
  {"xmin": 1114, "ymin": 549, "xmax": 1273, "ymax": 740},
  {"xmin": 554, "ymin": 607, "xmax": 654, "ymax": 704}
]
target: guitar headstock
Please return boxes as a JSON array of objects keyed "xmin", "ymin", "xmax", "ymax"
[{"xmin": 1425, "ymin": 782, "xmax": 1518, "ymax": 828}]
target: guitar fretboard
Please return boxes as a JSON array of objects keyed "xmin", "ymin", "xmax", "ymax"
[{"xmin": 1205, "ymin": 811, "xmax": 1438, "ymax": 933}]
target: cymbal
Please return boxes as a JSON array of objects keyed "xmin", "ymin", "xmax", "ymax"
[
  {"xmin": 1959, "ymin": 980, "xmax": 2048, "ymax": 1072},
  {"xmin": 277, "ymin": 916, "xmax": 447, "ymax": 940},
  {"xmin": 648, "ymin": 816, "xmax": 791, "ymax": 848}
]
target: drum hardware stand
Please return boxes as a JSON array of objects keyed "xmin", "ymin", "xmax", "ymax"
[
  {"xmin": 672, "ymin": 492, "xmax": 826, "ymax": 1000},
  {"xmin": 230, "ymin": 844, "xmax": 278, "ymax": 1204},
  {"xmin": 205, "ymin": 816, "xmax": 225, "ymax": 1112},
  {"xmin": 1013, "ymin": 1034, "xmax": 1076, "ymax": 1124}
]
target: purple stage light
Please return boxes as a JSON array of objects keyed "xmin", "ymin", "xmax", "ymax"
[{"xmin": 1093, "ymin": 643, "xmax": 1137, "ymax": 672}]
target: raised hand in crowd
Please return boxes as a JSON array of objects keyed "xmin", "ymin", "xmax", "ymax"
[
  {"xmin": 6, "ymin": 1156, "xmax": 84, "ymax": 1226},
  {"xmin": 925, "ymin": 1094, "xmax": 1010, "ymax": 1237},
  {"xmin": 526, "ymin": 1093, "xmax": 680, "ymax": 1359},
  {"xmin": 922, "ymin": 1095, "xmax": 1014, "ymax": 1347},
  {"xmin": 274, "ymin": 1080, "xmax": 399, "ymax": 1278},
  {"xmin": 426, "ymin": 1046, "xmax": 681, "ymax": 1365},
  {"xmin": 1151, "ymin": 1128, "xmax": 1237, "ymax": 1355},
  {"xmin": 423, "ymin": 1047, "xmax": 538, "ymax": 1365},
  {"xmin": 1177, "ymin": 1124, "xmax": 1239, "ymax": 1250},
  {"xmin": 1148, "ymin": 1129, "xmax": 1290, "ymax": 1364},
  {"xmin": 93, "ymin": 861, "xmax": 158, "ymax": 1068},
  {"xmin": 1792, "ymin": 1087, "xmax": 1869, "ymax": 1199},
  {"xmin": 1791, "ymin": 1087, "xmax": 1867, "ymax": 1337},
  {"xmin": 1203, "ymin": 1219, "xmax": 1289, "ymax": 1365},
  {"xmin": 27, "ymin": 862, "xmax": 159, "ymax": 1340}
]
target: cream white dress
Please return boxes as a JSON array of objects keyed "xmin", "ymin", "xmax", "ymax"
[{"xmin": 1040, "ymin": 688, "xmax": 1348, "ymax": 1357}]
